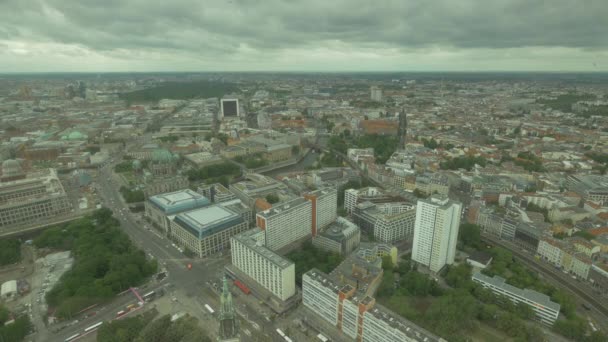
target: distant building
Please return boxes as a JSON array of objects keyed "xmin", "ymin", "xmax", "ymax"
[
  {"xmin": 220, "ymin": 98, "xmax": 240, "ymax": 119},
  {"xmin": 0, "ymin": 169, "xmax": 71, "ymax": 229},
  {"xmin": 303, "ymin": 269, "xmax": 446, "ymax": 342},
  {"xmin": 412, "ymin": 196, "xmax": 462, "ymax": 273},
  {"xmin": 170, "ymin": 204, "xmax": 248, "ymax": 257},
  {"xmin": 566, "ymin": 174, "xmax": 608, "ymax": 207},
  {"xmin": 230, "ymin": 228, "xmax": 295, "ymax": 301},
  {"xmin": 145, "ymin": 189, "xmax": 210, "ymax": 235},
  {"xmin": 472, "ymin": 272, "xmax": 560, "ymax": 326},
  {"xmin": 370, "ymin": 86, "xmax": 382, "ymax": 102},
  {"xmin": 183, "ymin": 152, "xmax": 223, "ymax": 168},
  {"xmin": 230, "ymin": 173, "xmax": 287, "ymax": 207},
  {"xmin": 313, "ymin": 217, "xmax": 361, "ymax": 255}
]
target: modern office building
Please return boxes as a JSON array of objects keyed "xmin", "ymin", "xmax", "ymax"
[
  {"xmin": 303, "ymin": 269, "xmax": 445, "ymax": 342},
  {"xmin": 231, "ymin": 228, "xmax": 296, "ymax": 301},
  {"xmin": 344, "ymin": 187, "xmax": 400, "ymax": 214},
  {"xmin": 230, "ymin": 173, "xmax": 288, "ymax": 207},
  {"xmin": 197, "ymin": 183, "xmax": 236, "ymax": 203},
  {"xmin": 304, "ymin": 187, "xmax": 337, "ymax": 237},
  {"xmin": 313, "ymin": 217, "xmax": 361, "ymax": 255},
  {"xmin": 352, "ymin": 201, "xmax": 417, "ymax": 243},
  {"xmin": 411, "ymin": 196, "xmax": 462, "ymax": 273},
  {"xmin": 0, "ymin": 169, "xmax": 72, "ymax": 228},
  {"xmin": 170, "ymin": 204, "xmax": 248, "ymax": 257},
  {"xmin": 220, "ymin": 98, "xmax": 240, "ymax": 119},
  {"xmin": 472, "ymin": 272, "xmax": 560, "ymax": 325},
  {"xmin": 256, "ymin": 197, "xmax": 312, "ymax": 251},
  {"xmin": 145, "ymin": 189, "xmax": 210, "ymax": 235}
]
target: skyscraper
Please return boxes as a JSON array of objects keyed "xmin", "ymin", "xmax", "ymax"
[
  {"xmin": 218, "ymin": 276, "xmax": 239, "ymax": 341},
  {"xmin": 412, "ymin": 195, "xmax": 462, "ymax": 273}
]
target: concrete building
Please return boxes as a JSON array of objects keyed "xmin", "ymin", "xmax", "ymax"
[
  {"xmin": 303, "ymin": 269, "xmax": 445, "ymax": 342},
  {"xmin": 370, "ymin": 86, "xmax": 382, "ymax": 102},
  {"xmin": 231, "ymin": 228, "xmax": 295, "ymax": 301},
  {"xmin": 304, "ymin": 187, "xmax": 338, "ymax": 237},
  {"xmin": 230, "ymin": 173, "xmax": 287, "ymax": 207},
  {"xmin": 1, "ymin": 280, "xmax": 17, "ymax": 300},
  {"xmin": 183, "ymin": 152, "xmax": 223, "ymax": 168},
  {"xmin": 197, "ymin": 183, "xmax": 236, "ymax": 203},
  {"xmin": 536, "ymin": 236, "xmax": 593, "ymax": 280},
  {"xmin": 566, "ymin": 174, "xmax": 608, "ymax": 206},
  {"xmin": 0, "ymin": 169, "xmax": 71, "ymax": 228},
  {"xmin": 145, "ymin": 189, "xmax": 210, "ymax": 235},
  {"xmin": 143, "ymin": 176, "xmax": 189, "ymax": 198},
  {"xmin": 313, "ymin": 217, "xmax": 361, "ymax": 255},
  {"xmin": 170, "ymin": 204, "xmax": 248, "ymax": 257},
  {"xmin": 256, "ymin": 197, "xmax": 312, "ymax": 251},
  {"xmin": 412, "ymin": 196, "xmax": 462, "ymax": 273},
  {"xmin": 472, "ymin": 272, "xmax": 560, "ymax": 326},
  {"xmin": 352, "ymin": 201, "xmax": 417, "ymax": 243}
]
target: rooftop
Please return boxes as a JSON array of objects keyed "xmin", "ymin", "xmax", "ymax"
[
  {"xmin": 149, "ymin": 189, "xmax": 210, "ymax": 215},
  {"xmin": 232, "ymin": 228, "xmax": 293, "ymax": 269},
  {"xmin": 472, "ymin": 272, "xmax": 561, "ymax": 312},
  {"xmin": 174, "ymin": 204, "xmax": 242, "ymax": 239},
  {"xmin": 257, "ymin": 197, "xmax": 309, "ymax": 219}
]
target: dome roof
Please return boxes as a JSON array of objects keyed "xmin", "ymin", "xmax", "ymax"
[
  {"xmin": 61, "ymin": 131, "xmax": 88, "ymax": 140},
  {"xmin": 152, "ymin": 149, "xmax": 175, "ymax": 163},
  {"xmin": 132, "ymin": 159, "xmax": 142, "ymax": 170},
  {"xmin": 2, "ymin": 159, "xmax": 23, "ymax": 176}
]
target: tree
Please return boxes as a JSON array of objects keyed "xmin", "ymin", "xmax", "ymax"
[
  {"xmin": 458, "ymin": 223, "xmax": 482, "ymax": 249},
  {"xmin": 265, "ymin": 194, "xmax": 279, "ymax": 204},
  {"xmin": 0, "ymin": 239, "xmax": 21, "ymax": 266},
  {"xmin": 0, "ymin": 315, "xmax": 31, "ymax": 342}
]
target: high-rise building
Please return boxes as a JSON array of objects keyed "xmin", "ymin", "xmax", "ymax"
[
  {"xmin": 220, "ymin": 98, "xmax": 240, "ymax": 119},
  {"xmin": 230, "ymin": 228, "xmax": 296, "ymax": 301},
  {"xmin": 218, "ymin": 276, "xmax": 239, "ymax": 341},
  {"xmin": 303, "ymin": 269, "xmax": 446, "ymax": 342},
  {"xmin": 398, "ymin": 111, "xmax": 407, "ymax": 149},
  {"xmin": 256, "ymin": 197, "xmax": 312, "ymax": 251},
  {"xmin": 303, "ymin": 187, "xmax": 337, "ymax": 237},
  {"xmin": 412, "ymin": 196, "xmax": 462, "ymax": 273},
  {"xmin": 370, "ymin": 86, "xmax": 382, "ymax": 102}
]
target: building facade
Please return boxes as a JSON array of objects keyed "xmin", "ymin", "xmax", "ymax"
[
  {"xmin": 230, "ymin": 228, "xmax": 296, "ymax": 301},
  {"xmin": 0, "ymin": 169, "xmax": 71, "ymax": 228},
  {"xmin": 412, "ymin": 196, "xmax": 462, "ymax": 273},
  {"xmin": 304, "ymin": 187, "xmax": 337, "ymax": 237},
  {"xmin": 170, "ymin": 204, "xmax": 248, "ymax": 258},
  {"xmin": 145, "ymin": 189, "xmax": 210, "ymax": 235},
  {"xmin": 472, "ymin": 272, "xmax": 560, "ymax": 325},
  {"xmin": 313, "ymin": 217, "xmax": 361, "ymax": 255},
  {"xmin": 256, "ymin": 197, "xmax": 312, "ymax": 251},
  {"xmin": 303, "ymin": 269, "xmax": 445, "ymax": 342}
]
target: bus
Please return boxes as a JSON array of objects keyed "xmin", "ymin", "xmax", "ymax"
[
  {"xmin": 205, "ymin": 304, "xmax": 215, "ymax": 314},
  {"xmin": 142, "ymin": 291, "xmax": 155, "ymax": 301},
  {"xmin": 276, "ymin": 328, "xmax": 285, "ymax": 337},
  {"xmin": 317, "ymin": 333, "xmax": 329, "ymax": 342},
  {"xmin": 127, "ymin": 303, "xmax": 138, "ymax": 310},
  {"xmin": 284, "ymin": 337, "xmax": 293, "ymax": 342},
  {"xmin": 116, "ymin": 310, "xmax": 126, "ymax": 318},
  {"xmin": 65, "ymin": 333, "xmax": 80, "ymax": 342},
  {"xmin": 84, "ymin": 321, "xmax": 103, "ymax": 332}
]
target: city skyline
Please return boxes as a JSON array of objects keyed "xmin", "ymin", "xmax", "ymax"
[{"xmin": 1, "ymin": 0, "xmax": 607, "ymax": 72}]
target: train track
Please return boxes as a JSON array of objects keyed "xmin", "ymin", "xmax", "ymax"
[{"xmin": 481, "ymin": 235, "xmax": 608, "ymax": 319}]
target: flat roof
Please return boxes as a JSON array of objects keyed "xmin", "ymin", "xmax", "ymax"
[
  {"xmin": 149, "ymin": 189, "xmax": 210, "ymax": 215},
  {"xmin": 257, "ymin": 197, "xmax": 309, "ymax": 219},
  {"xmin": 174, "ymin": 204, "xmax": 243, "ymax": 239},
  {"xmin": 233, "ymin": 228, "xmax": 293, "ymax": 269},
  {"xmin": 472, "ymin": 272, "xmax": 560, "ymax": 312}
]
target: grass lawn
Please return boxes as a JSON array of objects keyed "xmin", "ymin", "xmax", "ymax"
[{"xmin": 472, "ymin": 324, "xmax": 512, "ymax": 342}]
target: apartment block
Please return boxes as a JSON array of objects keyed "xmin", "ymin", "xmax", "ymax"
[
  {"xmin": 303, "ymin": 269, "xmax": 445, "ymax": 342},
  {"xmin": 231, "ymin": 228, "xmax": 295, "ymax": 301},
  {"xmin": 304, "ymin": 187, "xmax": 337, "ymax": 236},
  {"xmin": 256, "ymin": 197, "xmax": 312, "ymax": 251},
  {"xmin": 412, "ymin": 196, "xmax": 462, "ymax": 273},
  {"xmin": 472, "ymin": 272, "xmax": 560, "ymax": 326}
]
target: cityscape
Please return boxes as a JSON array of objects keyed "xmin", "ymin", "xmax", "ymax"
[{"xmin": 1, "ymin": 2, "xmax": 608, "ymax": 342}]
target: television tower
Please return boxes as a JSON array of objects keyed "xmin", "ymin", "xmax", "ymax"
[
  {"xmin": 218, "ymin": 276, "xmax": 239, "ymax": 341},
  {"xmin": 398, "ymin": 110, "xmax": 407, "ymax": 150}
]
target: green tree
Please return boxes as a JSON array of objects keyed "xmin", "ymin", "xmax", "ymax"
[
  {"xmin": 0, "ymin": 239, "xmax": 21, "ymax": 266},
  {"xmin": 458, "ymin": 223, "xmax": 482, "ymax": 249},
  {"xmin": 265, "ymin": 194, "xmax": 279, "ymax": 204}
]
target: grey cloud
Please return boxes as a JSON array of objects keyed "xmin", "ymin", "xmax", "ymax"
[{"xmin": 0, "ymin": 0, "xmax": 607, "ymax": 71}]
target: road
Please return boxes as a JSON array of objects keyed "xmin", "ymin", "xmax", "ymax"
[
  {"xmin": 47, "ymin": 154, "xmax": 272, "ymax": 341},
  {"xmin": 482, "ymin": 234, "xmax": 608, "ymax": 334}
]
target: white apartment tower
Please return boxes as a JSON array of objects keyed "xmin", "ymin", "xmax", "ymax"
[
  {"xmin": 412, "ymin": 196, "xmax": 462, "ymax": 273},
  {"xmin": 304, "ymin": 187, "xmax": 337, "ymax": 237},
  {"xmin": 256, "ymin": 197, "xmax": 312, "ymax": 251},
  {"xmin": 370, "ymin": 86, "xmax": 382, "ymax": 102}
]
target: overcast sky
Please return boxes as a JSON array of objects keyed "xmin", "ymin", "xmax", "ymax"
[{"xmin": 1, "ymin": 0, "xmax": 607, "ymax": 72}]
